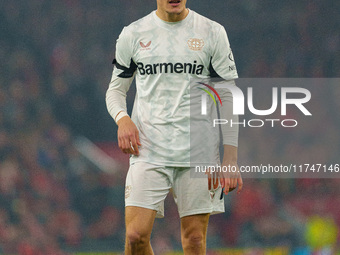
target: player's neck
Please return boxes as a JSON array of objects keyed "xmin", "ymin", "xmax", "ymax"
[{"xmin": 156, "ymin": 8, "xmax": 189, "ymax": 22}]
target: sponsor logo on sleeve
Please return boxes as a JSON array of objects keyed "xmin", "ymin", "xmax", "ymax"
[{"xmin": 228, "ymin": 50, "xmax": 234, "ymax": 62}]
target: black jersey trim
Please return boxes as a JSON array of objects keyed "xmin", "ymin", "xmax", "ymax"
[
  {"xmin": 208, "ymin": 58, "xmax": 221, "ymax": 78},
  {"xmin": 112, "ymin": 58, "xmax": 137, "ymax": 78}
]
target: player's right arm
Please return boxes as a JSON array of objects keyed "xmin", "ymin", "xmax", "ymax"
[{"xmin": 106, "ymin": 27, "xmax": 141, "ymax": 155}]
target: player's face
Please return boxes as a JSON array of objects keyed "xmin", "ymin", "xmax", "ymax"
[{"xmin": 156, "ymin": 0, "xmax": 188, "ymax": 22}]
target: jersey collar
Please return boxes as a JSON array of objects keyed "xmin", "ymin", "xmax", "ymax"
[{"xmin": 152, "ymin": 9, "xmax": 193, "ymax": 29}]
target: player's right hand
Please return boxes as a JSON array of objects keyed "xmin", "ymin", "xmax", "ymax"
[{"xmin": 117, "ymin": 116, "xmax": 141, "ymax": 155}]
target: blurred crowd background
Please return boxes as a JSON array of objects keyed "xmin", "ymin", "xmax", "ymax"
[{"xmin": 0, "ymin": 0, "xmax": 340, "ymax": 254}]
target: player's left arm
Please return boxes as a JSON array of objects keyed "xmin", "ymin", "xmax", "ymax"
[
  {"xmin": 217, "ymin": 80, "xmax": 243, "ymax": 195},
  {"xmin": 210, "ymin": 25, "xmax": 242, "ymax": 195}
]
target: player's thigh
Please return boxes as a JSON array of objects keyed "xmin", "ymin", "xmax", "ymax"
[
  {"xmin": 180, "ymin": 213, "xmax": 210, "ymax": 240},
  {"xmin": 125, "ymin": 162, "xmax": 172, "ymax": 218},
  {"xmin": 173, "ymin": 167, "xmax": 224, "ymax": 218},
  {"xmin": 125, "ymin": 206, "xmax": 157, "ymax": 238}
]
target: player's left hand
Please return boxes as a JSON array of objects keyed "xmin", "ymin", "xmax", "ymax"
[
  {"xmin": 218, "ymin": 145, "xmax": 243, "ymax": 196},
  {"xmin": 218, "ymin": 159, "xmax": 243, "ymax": 196}
]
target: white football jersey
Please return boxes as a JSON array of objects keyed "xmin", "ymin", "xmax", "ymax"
[{"xmin": 111, "ymin": 9, "xmax": 238, "ymax": 166}]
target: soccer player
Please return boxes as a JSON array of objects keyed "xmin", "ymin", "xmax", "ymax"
[{"xmin": 106, "ymin": 0, "xmax": 243, "ymax": 254}]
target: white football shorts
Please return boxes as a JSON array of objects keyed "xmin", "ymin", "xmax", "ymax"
[{"xmin": 125, "ymin": 161, "xmax": 225, "ymax": 218}]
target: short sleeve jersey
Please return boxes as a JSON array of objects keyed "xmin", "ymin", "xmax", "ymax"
[{"xmin": 112, "ymin": 10, "xmax": 238, "ymax": 167}]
